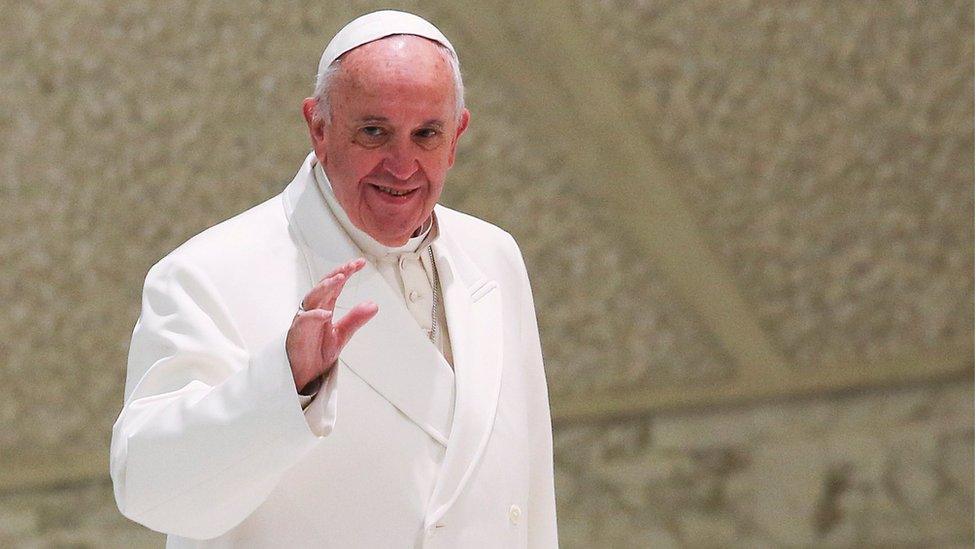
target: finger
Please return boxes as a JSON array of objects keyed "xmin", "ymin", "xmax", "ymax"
[
  {"xmin": 304, "ymin": 272, "xmax": 346, "ymax": 311},
  {"xmin": 333, "ymin": 301, "xmax": 379, "ymax": 349},
  {"xmin": 295, "ymin": 308, "xmax": 332, "ymax": 327},
  {"xmin": 305, "ymin": 258, "xmax": 367, "ymax": 310},
  {"xmin": 318, "ymin": 257, "xmax": 366, "ymax": 284},
  {"xmin": 322, "ymin": 270, "xmax": 354, "ymax": 312}
]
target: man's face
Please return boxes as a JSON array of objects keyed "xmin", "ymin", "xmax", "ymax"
[{"xmin": 303, "ymin": 35, "xmax": 470, "ymax": 247}]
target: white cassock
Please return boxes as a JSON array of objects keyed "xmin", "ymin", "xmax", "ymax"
[{"xmin": 110, "ymin": 152, "xmax": 559, "ymax": 548}]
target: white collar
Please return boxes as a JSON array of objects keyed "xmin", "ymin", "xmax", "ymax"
[{"xmin": 312, "ymin": 159, "xmax": 438, "ymax": 262}]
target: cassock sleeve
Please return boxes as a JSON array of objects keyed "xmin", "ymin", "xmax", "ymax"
[
  {"xmin": 511, "ymin": 238, "xmax": 560, "ymax": 548},
  {"xmin": 110, "ymin": 254, "xmax": 337, "ymax": 539}
]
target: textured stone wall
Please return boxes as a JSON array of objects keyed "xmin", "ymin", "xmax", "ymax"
[
  {"xmin": 0, "ymin": 481, "xmax": 159, "ymax": 548},
  {"xmin": 1, "ymin": 0, "xmax": 971, "ymax": 547},
  {"xmin": 576, "ymin": 0, "xmax": 973, "ymax": 369},
  {"xmin": 556, "ymin": 383, "xmax": 973, "ymax": 548}
]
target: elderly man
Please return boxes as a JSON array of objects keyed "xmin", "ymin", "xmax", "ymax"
[{"xmin": 110, "ymin": 10, "xmax": 557, "ymax": 548}]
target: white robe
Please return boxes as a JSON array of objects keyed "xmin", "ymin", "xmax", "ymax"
[{"xmin": 110, "ymin": 153, "xmax": 559, "ymax": 548}]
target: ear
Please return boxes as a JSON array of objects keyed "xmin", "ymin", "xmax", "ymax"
[
  {"xmin": 447, "ymin": 108, "xmax": 470, "ymax": 168},
  {"xmin": 302, "ymin": 97, "xmax": 329, "ymax": 165}
]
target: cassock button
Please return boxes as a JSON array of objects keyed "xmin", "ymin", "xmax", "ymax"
[
  {"xmin": 509, "ymin": 504, "xmax": 521, "ymax": 524},
  {"xmin": 409, "ymin": 290, "xmax": 420, "ymax": 303}
]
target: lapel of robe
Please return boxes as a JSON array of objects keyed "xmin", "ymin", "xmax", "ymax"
[
  {"xmin": 423, "ymin": 207, "xmax": 504, "ymax": 528},
  {"xmin": 282, "ymin": 154, "xmax": 456, "ymax": 446}
]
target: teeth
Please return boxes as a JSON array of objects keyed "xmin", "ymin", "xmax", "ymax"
[{"xmin": 376, "ymin": 185, "xmax": 412, "ymax": 196}]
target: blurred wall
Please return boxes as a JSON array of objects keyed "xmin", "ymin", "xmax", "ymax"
[{"xmin": 1, "ymin": 1, "xmax": 972, "ymax": 547}]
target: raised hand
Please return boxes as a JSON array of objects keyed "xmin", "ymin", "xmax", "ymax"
[{"xmin": 286, "ymin": 258, "xmax": 379, "ymax": 392}]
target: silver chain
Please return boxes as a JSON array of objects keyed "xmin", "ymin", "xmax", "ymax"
[{"xmin": 427, "ymin": 245, "xmax": 440, "ymax": 345}]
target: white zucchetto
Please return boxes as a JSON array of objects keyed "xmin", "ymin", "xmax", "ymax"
[{"xmin": 318, "ymin": 10, "xmax": 458, "ymax": 76}]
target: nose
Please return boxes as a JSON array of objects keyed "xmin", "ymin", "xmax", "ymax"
[{"xmin": 382, "ymin": 140, "xmax": 420, "ymax": 181}]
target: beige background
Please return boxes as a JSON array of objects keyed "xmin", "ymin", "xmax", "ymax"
[{"xmin": 1, "ymin": 1, "xmax": 972, "ymax": 547}]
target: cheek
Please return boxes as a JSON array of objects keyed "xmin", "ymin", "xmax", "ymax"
[
  {"xmin": 352, "ymin": 156, "xmax": 383, "ymax": 182},
  {"xmin": 331, "ymin": 149, "xmax": 382, "ymax": 186},
  {"xmin": 418, "ymin": 151, "xmax": 453, "ymax": 183}
]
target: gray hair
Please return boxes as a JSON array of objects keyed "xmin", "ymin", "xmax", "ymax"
[{"xmin": 313, "ymin": 39, "xmax": 465, "ymax": 123}]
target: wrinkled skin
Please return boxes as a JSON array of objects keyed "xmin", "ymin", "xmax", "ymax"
[{"xmin": 305, "ymin": 35, "xmax": 470, "ymax": 247}]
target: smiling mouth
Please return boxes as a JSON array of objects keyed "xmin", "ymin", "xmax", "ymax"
[{"xmin": 371, "ymin": 184, "xmax": 417, "ymax": 197}]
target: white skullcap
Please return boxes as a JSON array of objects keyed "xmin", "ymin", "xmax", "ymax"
[{"xmin": 317, "ymin": 10, "xmax": 457, "ymax": 76}]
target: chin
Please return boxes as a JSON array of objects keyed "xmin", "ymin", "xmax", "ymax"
[{"xmin": 368, "ymin": 224, "xmax": 414, "ymax": 246}]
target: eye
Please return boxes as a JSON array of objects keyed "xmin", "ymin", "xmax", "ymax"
[
  {"xmin": 414, "ymin": 127, "xmax": 440, "ymax": 139},
  {"xmin": 412, "ymin": 127, "xmax": 445, "ymax": 150},
  {"xmin": 354, "ymin": 125, "xmax": 389, "ymax": 147},
  {"xmin": 362, "ymin": 126, "xmax": 385, "ymax": 138}
]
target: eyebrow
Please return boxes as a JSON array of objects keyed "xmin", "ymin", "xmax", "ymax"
[{"xmin": 354, "ymin": 116, "xmax": 445, "ymax": 127}]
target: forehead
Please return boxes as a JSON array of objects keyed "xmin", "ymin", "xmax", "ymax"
[{"xmin": 331, "ymin": 35, "xmax": 455, "ymax": 115}]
